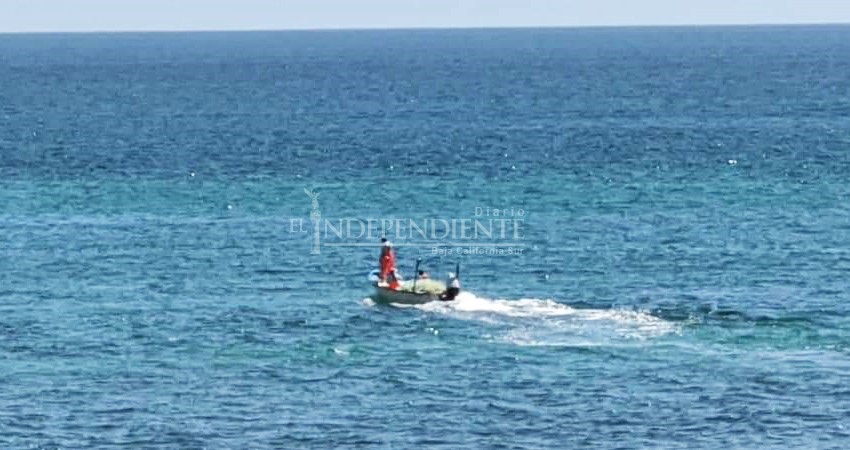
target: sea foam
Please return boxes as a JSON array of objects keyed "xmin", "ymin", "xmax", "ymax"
[{"xmin": 410, "ymin": 291, "xmax": 680, "ymax": 346}]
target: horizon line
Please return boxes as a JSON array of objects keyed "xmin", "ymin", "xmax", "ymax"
[{"xmin": 1, "ymin": 21, "xmax": 850, "ymax": 36}]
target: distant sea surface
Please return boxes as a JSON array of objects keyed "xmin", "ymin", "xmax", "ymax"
[{"xmin": 2, "ymin": 26, "xmax": 850, "ymax": 449}]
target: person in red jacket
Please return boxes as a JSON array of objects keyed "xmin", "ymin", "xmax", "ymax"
[{"xmin": 379, "ymin": 238, "xmax": 397, "ymax": 285}]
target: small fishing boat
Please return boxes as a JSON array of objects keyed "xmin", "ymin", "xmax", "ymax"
[{"xmin": 369, "ymin": 261, "xmax": 461, "ymax": 305}]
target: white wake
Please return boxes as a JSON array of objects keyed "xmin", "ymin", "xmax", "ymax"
[{"xmin": 408, "ymin": 291, "xmax": 680, "ymax": 346}]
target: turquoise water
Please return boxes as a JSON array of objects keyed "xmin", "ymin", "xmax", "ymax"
[{"xmin": 2, "ymin": 26, "xmax": 850, "ymax": 448}]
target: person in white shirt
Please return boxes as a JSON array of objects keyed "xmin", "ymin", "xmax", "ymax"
[{"xmin": 441, "ymin": 272, "xmax": 460, "ymax": 301}]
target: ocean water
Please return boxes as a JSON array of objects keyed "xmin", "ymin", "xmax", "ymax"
[{"xmin": 2, "ymin": 25, "xmax": 850, "ymax": 449}]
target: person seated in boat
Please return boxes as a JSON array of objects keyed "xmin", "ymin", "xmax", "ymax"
[
  {"xmin": 417, "ymin": 270, "xmax": 429, "ymax": 280},
  {"xmin": 440, "ymin": 272, "xmax": 460, "ymax": 301},
  {"xmin": 379, "ymin": 238, "xmax": 396, "ymax": 283}
]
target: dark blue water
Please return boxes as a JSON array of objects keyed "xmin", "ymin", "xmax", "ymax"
[{"xmin": 2, "ymin": 26, "xmax": 850, "ymax": 449}]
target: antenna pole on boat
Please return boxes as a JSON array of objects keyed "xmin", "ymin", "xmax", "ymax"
[
  {"xmin": 455, "ymin": 262, "xmax": 460, "ymax": 279},
  {"xmin": 412, "ymin": 258, "xmax": 422, "ymax": 292}
]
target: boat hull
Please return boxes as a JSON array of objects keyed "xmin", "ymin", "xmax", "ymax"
[
  {"xmin": 372, "ymin": 286, "xmax": 442, "ymax": 305},
  {"xmin": 370, "ymin": 277, "xmax": 458, "ymax": 305}
]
